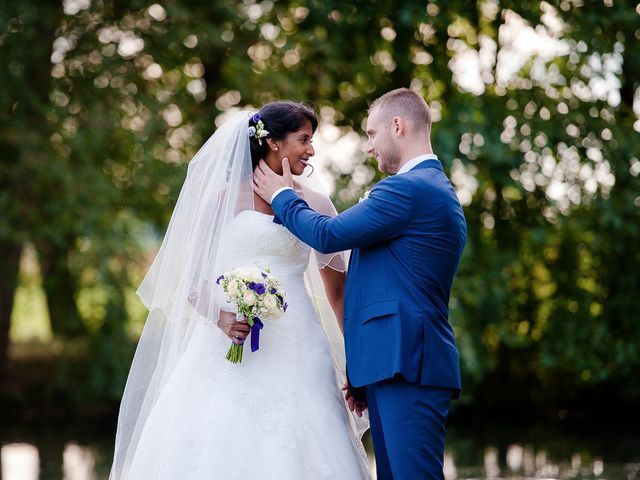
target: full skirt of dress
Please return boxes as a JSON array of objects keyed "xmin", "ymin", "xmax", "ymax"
[{"xmin": 120, "ymin": 275, "xmax": 370, "ymax": 480}]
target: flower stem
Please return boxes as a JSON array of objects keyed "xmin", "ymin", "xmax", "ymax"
[{"xmin": 226, "ymin": 343, "xmax": 244, "ymax": 363}]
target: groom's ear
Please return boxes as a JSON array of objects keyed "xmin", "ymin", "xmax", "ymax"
[{"xmin": 392, "ymin": 116, "xmax": 405, "ymax": 138}]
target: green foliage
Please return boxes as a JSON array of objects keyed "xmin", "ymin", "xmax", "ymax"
[{"xmin": 1, "ymin": 0, "xmax": 639, "ymax": 408}]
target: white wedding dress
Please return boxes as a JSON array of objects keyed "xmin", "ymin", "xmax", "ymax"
[{"xmin": 122, "ymin": 210, "xmax": 370, "ymax": 479}]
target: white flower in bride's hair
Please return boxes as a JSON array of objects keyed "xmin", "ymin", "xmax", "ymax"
[{"xmin": 248, "ymin": 113, "xmax": 269, "ymax": 145}]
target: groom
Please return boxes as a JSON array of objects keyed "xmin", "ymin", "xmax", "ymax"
[{"xmin": 253, "ymin": 88, "xmax": 467, "ymax": 480}]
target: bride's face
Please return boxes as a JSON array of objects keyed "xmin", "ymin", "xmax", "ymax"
[{"xmin": 268, "ymin": 119, "xmax": 315, "ymax": 176}]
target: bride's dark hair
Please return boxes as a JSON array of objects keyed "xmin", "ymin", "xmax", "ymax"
[{"xmin": 249, "ymin": 101, "xmax": 318, "ymax": 169}]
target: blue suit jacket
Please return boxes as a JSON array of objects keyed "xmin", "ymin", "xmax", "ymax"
[{"xmin": 272, "ymin": 160, "xmax": 467, "ymax": 395}]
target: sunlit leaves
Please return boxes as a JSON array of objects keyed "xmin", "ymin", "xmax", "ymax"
[{"xmin": 2, "ymin": 0, "xmax": 639, "ymax": 404}]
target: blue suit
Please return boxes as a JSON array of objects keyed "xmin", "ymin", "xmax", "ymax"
[{"xmin": 272, "ymin": 159, "xmax": 467, "ymax": 479}]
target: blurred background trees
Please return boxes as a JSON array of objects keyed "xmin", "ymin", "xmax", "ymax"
[{"xmin": 1, "ymin": 0, "xmax": 638, "ymax": 415}]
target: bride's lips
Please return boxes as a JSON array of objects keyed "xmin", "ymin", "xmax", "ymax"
[{"xmin": 299, "ymin": 158, "xmax": 310, "ymax": 167}]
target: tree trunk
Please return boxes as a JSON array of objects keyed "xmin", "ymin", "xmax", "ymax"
[
  {"xmin": 0, "ymin": 240, "xmax": 22, "ymax": 377},
  {"xmin": 36, "ymin": 240, "xmax": 85, "ymax": 338}
]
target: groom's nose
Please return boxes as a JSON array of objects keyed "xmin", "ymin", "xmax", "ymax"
[{"xmin": 366, "ymin": 141, "xmax": 374, "ymax": 155}]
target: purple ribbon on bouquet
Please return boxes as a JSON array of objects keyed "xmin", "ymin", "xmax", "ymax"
[{"xmin": 250, "ymin": 317, "xmax": 264, "ymax": 352}]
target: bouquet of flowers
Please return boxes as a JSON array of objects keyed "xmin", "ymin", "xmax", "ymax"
[{"xmin": 216, "ymin": 266, "xmax": 288, "ymax": 363}]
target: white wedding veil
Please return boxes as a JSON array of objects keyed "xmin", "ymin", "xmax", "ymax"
[{"xmin": 109, "ymin": 111, "xmax": 368, "ymax": 479}]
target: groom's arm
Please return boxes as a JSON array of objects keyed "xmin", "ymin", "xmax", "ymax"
[{"xmin": 272, "ymin": 175, "xmax": 413, "ymax": 254}]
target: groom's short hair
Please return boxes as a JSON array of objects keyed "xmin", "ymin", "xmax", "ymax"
[{"xmin": 369, "ymin": 88, "xmax": 432, "ymax": 135}]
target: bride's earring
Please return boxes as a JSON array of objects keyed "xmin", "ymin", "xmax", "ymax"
[{"xmin": 306, "ymin": 163, "xmax": 315, "ymax": 177}]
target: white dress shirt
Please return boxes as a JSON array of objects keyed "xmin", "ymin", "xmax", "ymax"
[
  {"xmin": 271, "ymin": 186, "xmax": 294, "ymax": 204},
  {"xmin": 396, "ymin": 153, "xmax": 439, "ymax": 175}
]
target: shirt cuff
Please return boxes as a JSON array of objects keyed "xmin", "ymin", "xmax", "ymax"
[{"xmin": 271, "ymin": 187, "xmax": 293, "ymax": 204}]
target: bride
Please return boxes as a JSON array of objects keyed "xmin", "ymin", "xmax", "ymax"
[{"xmin": 109, "ymin": 102, "xmax": 371, "ymax": 479}]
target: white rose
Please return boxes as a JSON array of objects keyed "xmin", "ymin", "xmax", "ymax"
[
  {"xmin": 270, "ymin": 306, "xmax": 284, "ymax": 320},
  {"xmin": 263, "ymin": 294, "xmax": 277, "ymax": 311},
  {"xmin": 242, "ymin": 290, "xmax": 256, "ymax": 306},
  {"xmin": 227, "ymin": 280, "xmax": 239, "ymax": 299},
  {"xmin": 236, "ymin": 267, "xmax": 251, "ymax": 278},
  {"xmin": 255, "ymin": 270, "xmax": 267, "ymax": 282}
]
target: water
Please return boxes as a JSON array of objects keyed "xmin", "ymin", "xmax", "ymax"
[{"xmin": 1, "ymin": 419, "xmax": 638, "ymax": 479}]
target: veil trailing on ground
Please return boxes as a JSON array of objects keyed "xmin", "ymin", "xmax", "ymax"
[{"xmin": 110, "ymin": 111, "xmax": 368, "ymax": 479}]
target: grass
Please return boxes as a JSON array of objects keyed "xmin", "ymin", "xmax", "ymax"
[{"xmin": 9, "ymin": 245, "xmax": 53, "ymax": 343}]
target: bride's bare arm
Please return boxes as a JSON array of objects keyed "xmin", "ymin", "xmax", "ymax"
[
  {"xmin": 187, "ymin": 278, "xmax": 250, "ymax": 344},
  {"xmin": 299, "ymin": 186, "xmax": 348, "ymax": 334},
  {"xmin": 318, "ymin": 267, "xmax": 346, "ymax": 335}
]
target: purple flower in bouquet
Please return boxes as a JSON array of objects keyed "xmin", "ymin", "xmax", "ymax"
[{"xmin": 248, "ymin": 282, "xmax": 266, "ymax": 295}]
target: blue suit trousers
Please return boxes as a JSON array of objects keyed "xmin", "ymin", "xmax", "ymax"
[{"xmin": 366, "ymin": 377, "xmax": 453, "ymax": 480}]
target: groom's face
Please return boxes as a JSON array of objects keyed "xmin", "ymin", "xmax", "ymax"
[{"xmin": 366, "ymin": 106, "xmax": 401, "ymax": 174}]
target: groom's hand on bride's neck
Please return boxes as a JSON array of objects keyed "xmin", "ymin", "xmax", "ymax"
[{"xmin": 253, "ymin": 158, "xmax": 293, "ymax": 204}]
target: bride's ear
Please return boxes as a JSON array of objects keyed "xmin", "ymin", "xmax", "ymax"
[{"xmin": 266, "ymin": 138, "xmax": 279, "ymax": 152}]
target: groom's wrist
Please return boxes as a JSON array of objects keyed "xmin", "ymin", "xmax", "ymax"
[{"xmin": 271, "ymin": 186, "xmax": 293, "ymax": 204}]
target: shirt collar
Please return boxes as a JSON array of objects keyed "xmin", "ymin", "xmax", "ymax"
[{"xmin": 397, "ymin": 153, "xmax": 439, "ymax": 175}]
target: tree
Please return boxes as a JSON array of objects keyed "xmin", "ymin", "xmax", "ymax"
[{"xmin": 2, "ymin": 0, "xmax": 638, "ymax": 409}]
